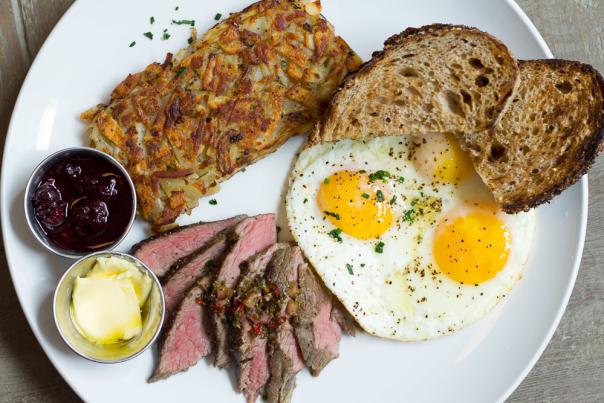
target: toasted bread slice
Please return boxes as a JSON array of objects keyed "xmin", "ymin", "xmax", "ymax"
[
  {"xmin": 311, "ymin": 24, "xmax": 518, "ymax": 143},
  {"xmin": 460, "ymin": 60, "xmax": 604, "ymax": 213}
]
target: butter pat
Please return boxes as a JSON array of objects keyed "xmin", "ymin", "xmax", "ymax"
[{"xmin": 70, "ymin": 256, "xmax": 153, "ymax": 345}]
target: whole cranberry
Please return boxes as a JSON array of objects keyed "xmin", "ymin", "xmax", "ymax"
[
  {"xmin": 35, "ymin": 200, "xmax": 68, "ymax": 229},
  {"xmin": 33, "ymin": 180, "xmax": 61, "ymax": 209},
  {"xmin": 71, "ymin": 199, "xmax": 109, "ymax": 235},
  {"xmin": 65, "ymin": 163, "xmax": 82, "ymax": 178},
  {"xmin": 98, "ymin": 176, "xmax": 118, "ymax": 198}
]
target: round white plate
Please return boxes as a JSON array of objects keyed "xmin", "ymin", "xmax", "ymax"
[{"xmin": 1, "ymin": 0, "xmax": 587, "ymax": 402}]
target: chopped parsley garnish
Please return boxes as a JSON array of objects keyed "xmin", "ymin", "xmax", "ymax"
[
  {"xmin": 402, "ymin": 209, "xmax": 415, "ymax": 223},
  {"xmin": 172, "ymin": 19, "xmax": 195, "ymax": 26},
  {"xmin": 410, "ymin": 198, "xmax": 418, "ymax": 206},
  {"xmin": 376, "ymin": 190, "xmax": 384, "ymax": 202},
  {"xmin": 374, "ymin": 241, "xmax": 385, "ymax": 253},
  {"xmin": 324, "ymin": 211, "xmax": 340, "ymax": 220},
  {"xmin": 209, "ymin": 199, "xmax": 218, "ymax": 205},
  {"xmin": 361, "ymin": 193, "xmax": 370, "ymax": 199},
  {"xmin": 214, "ymin": 13, "xmax": 222, "ymax": 20},
  {"xmin": 369, "ymin": 170, "xmax": 391, "ymax": 183},
  {"xmin": 328, "ymin": 228, "xmax": 343, "ymax": 243},
  {"xmin": 346, "ymin": 264, "xmax": 354, "ymax": 275},
  {"xmin": 162, "ymin": 32, "xmax": 171, "ymax": 40},
  {"xmin": 303, "ymin": 198, "xmax": 308, "ymax": 204},
  {"xmin": 398, "ymin": 176, "xmax": 405, "ymax": 184},
  {"xmin": 175, "ymin": 67, "xmax": 186, "ymax": 77},
  {"xmin": 143, "ymin": 32, "xmax": 153, "ymax": 40},
  {"xmin": 150, "ymin": 16, "xmax": 155, "ymax": 24},
  {"xmin": 323, "ymin": 178, "xmax": 330, "ymax": 184},
  {"xmin": 390, "ymin": 195, "xmax": 397, "ymax": 205},
  {"xmin": 129, "ymin": 41, "xmax": 136, "ymax": 47}
]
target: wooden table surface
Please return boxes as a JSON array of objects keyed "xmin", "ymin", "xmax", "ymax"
[{"xmin": 1, "ymin": 0, "xmax": 603, "ymax": 401}]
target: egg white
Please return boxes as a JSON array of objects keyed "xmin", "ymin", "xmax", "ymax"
[{"xmin": 286, "ymin": 136, "xmax": 536, "ymax": 341}]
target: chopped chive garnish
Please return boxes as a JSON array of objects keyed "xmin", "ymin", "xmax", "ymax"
[
  {"xmin": 410, "ymin": 198, "xmax": 418, "ymax": 206},
  {"xmin": 214, "ymin": 13, "xmax": 222, "ymax": 20},
  {"xmin": 398, "ymin": 176, "xmax": 405, "ymax": 184},
  {"xmin": 209, "ymin": 199, "xmax": 217, "ymax": 205},
  {"xmin": 375, "ymin": 241, "xmax": 385, "ymax": 253},
  {"xmin": 163, "ymin": 32, "xmax": 171, "ymax": 40},
  {"xmin": 390, "ymin": 195, "xmax": 397, "ymax": 205},
  {"xmin": 328, "ymin": 228, "xmax": 343, "ymax": 243},
  {"xmin": 175, "ymin": 67, "xmax": 186, "ymax": 77},
  {"xmin": 143, "ymin": 32, "xmax": 153, "ymax": 40},
  {"xmin": 150, "ymin": 16, "xmax": 155, "ymax": 24},
  {"xmin": 376, "ymin": 190, "xmax": 384, "ymax": 202},
  {"xmin": 323, "ymin": 178, "xmax": 330, "ymax": 184},
  {"xmin": 129, "ymin": 41, "xmax": 136, "ymax": 47},
  {"xmin": 324, "ymin": 211, "xmax": 340, "ymax": 220},
  {"xmin": 403, "ymin": 209, "xmax": 414, "ymax": 223},
  {"xmin": 368, "ymin": 170, "xmax": 391, "ymax": 183},
  {"xmin": 303, "ymin": 198, "xmax": 308, "ymax": 204},
  {"xmin": 361, "ymin": 193, "xmax": 370, "ymax": 199},
  {"xmin": 346, "ymin": 264, "xmax": 354, "ymax": 275},
  {"xmin": 172, "ymin": 19, "xmax": 195, "ymax": 26}
]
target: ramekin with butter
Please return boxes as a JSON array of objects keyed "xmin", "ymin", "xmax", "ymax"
[{"xmin": 54, "ymin": 251, "xmax": 164, "ymax": 363}]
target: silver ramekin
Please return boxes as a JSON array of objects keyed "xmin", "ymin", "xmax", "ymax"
[
  {"xmin": 24, "ymin": 147, "xmax": 137, "ymax": 259},
  {"xmin": 53, "ymin": 251, "xmax": 165, "ymax": 363}
]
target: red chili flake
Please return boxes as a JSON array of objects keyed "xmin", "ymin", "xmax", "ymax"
[
  {"xmin": 267, "ymin": 315, "xmax": 287, "ymax": 329},
  {"xmin": 195, "ymin": 297, "xmax": 204, "ymax": 306},
  {"xmin": 268, "ymin": 283, "xmax": 280, "ymax": 297}
]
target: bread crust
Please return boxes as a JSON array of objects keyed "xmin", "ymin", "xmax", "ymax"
[
  {"xmin": 312, "ymin": 23, "xmax": 519, "ymax": 144},
  {"xmin": 501, "ymin": 59, "xmax": 604, "ymax": 213}
]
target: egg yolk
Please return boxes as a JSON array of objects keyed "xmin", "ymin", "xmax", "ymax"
[
  {"xmin": 413, "ymin": 133, "xmax": 473, "ymax": 184},
  {"xmin": 317, "ymin": 170, "xmax": 392, "ymax": 239},
  {"xmin": 434, "ymin": 210, "xmax": 511, "ymax": 284}
]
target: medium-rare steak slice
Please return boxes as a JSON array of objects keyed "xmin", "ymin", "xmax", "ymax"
[
  {"xmin": 210, "ymin": 214, "xmax": 277, "ymax": 368},
  {"xmin": 293, "ymin": 259, "xmax": 345, "ymax": 376},
  {"xmin": 265, "ymin": 246, "xmax": 304, "ymax": 403},
  {"xmin": 149, "ymin": 285, "xmax": 212, "ymax": 382},
  {"xmin": 230, "ymin": 243, "xmax": 288, "ymax": 403},
  {"xmin": 330, "ymin": 300, "xmax": 357, "ymax": 337},
  {"xmin": 132, "ymin": 215, "xmax": 244, "ymax": 277},
  {"xmin": 162, "ymin": 234, "xmax": 229, "ymax": 318}
]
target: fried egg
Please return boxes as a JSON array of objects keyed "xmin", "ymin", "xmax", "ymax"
[{"xmin": 286, "ymin": 134, "xmax": 536, "ymax": 340}]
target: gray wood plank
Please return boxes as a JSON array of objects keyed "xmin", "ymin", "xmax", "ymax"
[{"xmin": 0, "ymin": 0, "xmax": 602, "ymax": 402}]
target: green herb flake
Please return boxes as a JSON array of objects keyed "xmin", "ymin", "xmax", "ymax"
[
  {"xmin": 162, "ymin": 32, "xmax": 171, "ymax": 40},
  {"xmin": 143, "ymin": 32, "xmax": 153, "ymax": 40},
  {"xmin": 323, "ymin": 178, "xmax": 330, "ymax": 184},
  {"xmin": 129, "ymin": 41, "xmax": 136, "ymax": 47},
  {"xmin": 214, "ymin": 13, "xmax": 222, "ymax": 20},
  {"xmin": 375, "ymin": 241, "xmax": 385, "ymax": 254},
  {"xmin": 150, "ymin": 16, "xmax": 155, "ymax": 24},
  {"xmin": 403, "ymin": 209, "xmax": 415, "ymax": 223},
  {"xmin": 172, "ymin": 19, "xmax": 195, "ymax": 26},
  {"xmin": 188, "ymin": 37, "xmax": 193, "ymax": 44},
  {"xmin": 346, "ymin": 264, "xmax": 354, "ymax": 275},
  {"xmin": 209, "ymin": 199, "xmax": 218, "ymax": 205},
  {"xmin": 376, "ymin": 190, "xmax": 384, "ymax": 202},
  {"xmin": 175, "ymin": 6, "xmax": 179, "ymax": 10},
  {"xmin": 369, "ymin": 170, "xmax": 391, "ymax": 183},
  {"xmin": 390, "ymin": 195, "xmax": 397, "ymax": 205},
  {"xmin": 361, "ymin": 193, "xmax": 370, "ymax": 199},
  {"xmin": 175, "ymin": 66, "xmax": 186, "ymax": 77},
  {"xmin": 324, "ymin": 211, "xmax": 340, "ymax": 220},
  {"xmin": 398, "ymin": 176, "xmax": 405, "ymax": 184},
  {"xmin": 303, "ymin": 198, "xmax": 308, "ymax": 204},
  {"xmin": 328, "ymin": 228, "xmax": 343, "ymax": 243}
]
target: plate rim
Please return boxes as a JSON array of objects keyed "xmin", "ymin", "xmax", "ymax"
[{"xmin": 0, "ymin": 0, "xmax": 588, "ymax": 401}]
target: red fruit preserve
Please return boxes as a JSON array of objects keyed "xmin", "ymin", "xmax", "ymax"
[{"xmin": 31, "ymin": 152, "xmax": 133, "ymax": 252}]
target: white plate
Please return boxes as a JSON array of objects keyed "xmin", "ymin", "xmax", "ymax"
[{"xmin": 1, "ymin": 0, "xmax": 587, "ymax": 402}]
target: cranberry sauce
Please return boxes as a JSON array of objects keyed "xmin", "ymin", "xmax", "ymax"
[{"xmin": 31, "ymin": 152, "xmax": 133, "ymax": 252}]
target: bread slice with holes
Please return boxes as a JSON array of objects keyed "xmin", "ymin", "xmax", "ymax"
[
  {"xmin": 310, "ymin": 24, "xmax": 519, "ymax": 144},
  {"xmin": 459, "ymin": 59, "xmax": 604, "ymax": 213}
]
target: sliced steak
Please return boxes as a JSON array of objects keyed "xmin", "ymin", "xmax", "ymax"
[
  {"xmin": 162, "ymin": 234, "xmax": 228, "ymax": 318},
  {"xmin": 293, "ymin": 258, "xmax": 344, "ymax": 376},
  {"xmin": 330, "ymin": 299, "xmax": 357, "ymax": 337},
  {"xmin": 149, "ymin": 285, "xmax": 211, "ymax": 382},
  {"xmin": 210, "ymin": 214, "xmax": 277, "ymax": 368},
  {"xmin": 230, "ymin": 244, "xmax": 288, "ymax": 403},
  {"xmin": 265, "ymin": 246, "xmax": 305, "ymax": 403},
  {"xmin": 132, "ymin": 215, "xmax": 245, "ymax": 277}
]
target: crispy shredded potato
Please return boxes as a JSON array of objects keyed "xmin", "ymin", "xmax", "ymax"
[{"xmin": 82, "ymin": 0, "xmax": 361, "ymax": 229}]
